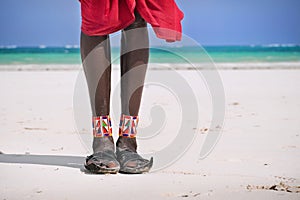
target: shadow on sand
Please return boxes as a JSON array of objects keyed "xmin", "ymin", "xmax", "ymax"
[{"xmin": 0, "ymin": 153, "xmax": 85, "ymax": 170}]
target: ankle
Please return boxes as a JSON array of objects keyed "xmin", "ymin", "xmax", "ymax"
[
  {"xmin": 93, "ymin": 136, "xmax": 115, "ymax": 153},
  {"xmin": 116, "ymin": 136, "xmax": 137, "ymax": 152},
  {"xmin": 117, "ymin": 114, "xmax": 139, "ymax": 152},
  {"xmin": 92, "ymin": 115, "xmax": 114, "ymax": 153},
  {"xmin": 92, "ymin": 115, "xmax": 112, "ymax": 137}
]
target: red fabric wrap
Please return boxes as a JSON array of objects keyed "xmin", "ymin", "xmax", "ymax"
[{"xmin": 80, "ymin": 0, "xmax": 184, "ymax": 41}]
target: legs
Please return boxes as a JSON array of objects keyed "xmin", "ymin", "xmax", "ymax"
[
  {"xmin": 80, "ymin": 10, "xmax": 152, "ymax": 173},
  {"xmin": 80, "ymin": 14, "xmax": 149, "ymax": 119}
]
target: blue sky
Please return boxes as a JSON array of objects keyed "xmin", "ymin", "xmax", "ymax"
[{"xmin": 0, "ymin": 0, "xmax": 299, "ymax": 46}]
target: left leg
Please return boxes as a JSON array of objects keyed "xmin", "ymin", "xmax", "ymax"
[
  {"xmin": 116, "ymin": 11, "xmax": 153, "ymax": 173},
  {"xmin": 120, "ymin": 12, "xmax": 149, "ymax": 117}
]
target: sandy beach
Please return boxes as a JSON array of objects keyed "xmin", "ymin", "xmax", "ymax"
[{"xmin": 0, "ymin": 65, "xmax": 300, "ymax": 199}]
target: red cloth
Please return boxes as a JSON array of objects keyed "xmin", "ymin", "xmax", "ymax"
[{"xmin": 80, "ymin": 0, "xmax": 184, "ymax": 42}]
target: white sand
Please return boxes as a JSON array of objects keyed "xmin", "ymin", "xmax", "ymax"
[{"xmin": 0, "ymin": 67, "xmax": 300, "ymax": 199}]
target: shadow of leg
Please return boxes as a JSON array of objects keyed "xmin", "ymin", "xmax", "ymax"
[{"xmin": 0, "ymin": 153, "xmax": 85, "ymax": 169}]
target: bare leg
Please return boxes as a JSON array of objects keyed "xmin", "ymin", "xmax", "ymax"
[
  {"xmin": 120, "ymin": 12, "xmax": 149, "ymax": 116},
  {"xmin": 81, "ymin": 32, "xmax": 119, "ymax": 172},
  {"xmin": 80, "ymin": 32, "xmax": 111, "ymax": 117},
  {"xmin": 116, "ymin": 11, "xmax": 152, "ymax": 173},
  {"xmin": 117, "ymin": 11, "xmax": 149, "ymax": 151}
]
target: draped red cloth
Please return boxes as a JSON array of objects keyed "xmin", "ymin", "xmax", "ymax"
[{"xmin": 80, "ymin": 0, "xmax": 184, "ymax": 41}]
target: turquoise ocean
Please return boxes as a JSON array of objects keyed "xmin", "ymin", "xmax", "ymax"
[{"xmin": 0, "ymin": 45, "xmax": 299, "ymax": 66}]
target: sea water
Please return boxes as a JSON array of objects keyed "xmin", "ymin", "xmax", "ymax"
[{"xmin": 0, "ymin": 45, "xmax": 299, "ymax": 67}]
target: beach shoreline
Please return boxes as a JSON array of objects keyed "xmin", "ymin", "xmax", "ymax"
[{"xmin": 0, "ymin": 62, "xmax": 300, "ymax": 71}]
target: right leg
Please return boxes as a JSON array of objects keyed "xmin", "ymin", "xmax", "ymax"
[
  {"xmin": 80, "ymin": 32, "xmax": 119, "ymax": 173},
  {"xmin": 80, "ymin": 32, "xmax": 111, "ymax": 118}
]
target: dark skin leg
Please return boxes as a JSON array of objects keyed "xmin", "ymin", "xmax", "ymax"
[
  {"xmin": 120, "ymin": 12, "xmax": 149, "ymax": 117},
  {"xmin": 80, "ymin": 11, "xmax": 149, "ymax": 170},
  {"xmin": 80, "ymin": 33, "xmax": 111, "ymax": 117},
  {"xmin": 80, "ymin": 33, "xmax": 116, "ymax": 168},
  {"xmin": 117, "ymin": 11, "xmax": 149, "ymax": 167}
]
